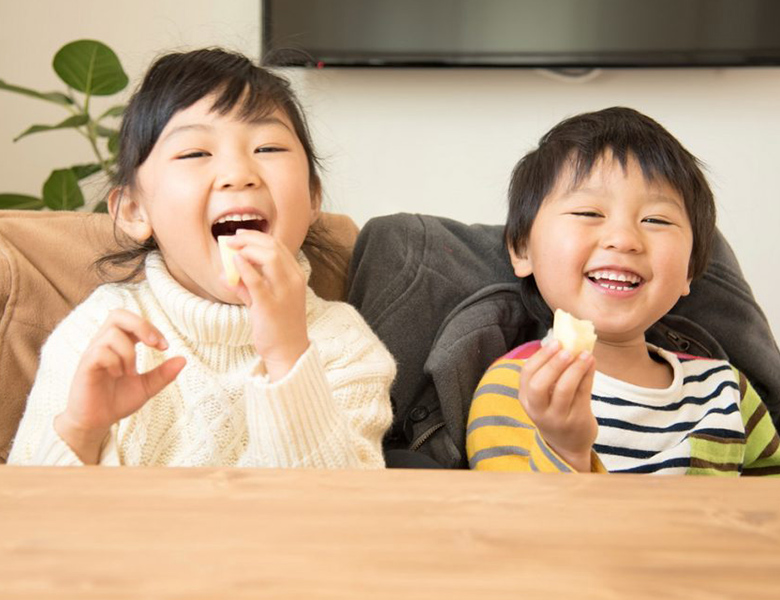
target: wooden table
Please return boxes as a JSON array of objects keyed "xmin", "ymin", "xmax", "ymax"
[{"xmin": 1, "ymin": 467, "xmax": 779, "ymax": 599}]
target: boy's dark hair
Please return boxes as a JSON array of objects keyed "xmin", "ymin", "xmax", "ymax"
[
  {"xmin": 99, "ymin": 47, "xmax": 338, "ymax": 281},
  {"xmin": 504, "ymin": 106, "xmax": 716, "ymax": 324}
]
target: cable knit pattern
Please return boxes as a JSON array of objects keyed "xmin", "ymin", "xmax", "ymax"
[{"xmin": 9, "ymin": 252, "xmax": 396, "ymax": 468}]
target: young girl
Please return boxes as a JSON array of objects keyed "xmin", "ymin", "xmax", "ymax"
[
  {"xmin": 467, "ymin": 107, "xmax": 780, "ymax": 475},
  {"xmin": 9, "ymin": 48, "xmax": 395, "ymax": 468}
]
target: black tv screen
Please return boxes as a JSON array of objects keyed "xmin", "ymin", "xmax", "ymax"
[{"xmin": 262, "ymin": 0, "xmax": 780, "ymax": 68}]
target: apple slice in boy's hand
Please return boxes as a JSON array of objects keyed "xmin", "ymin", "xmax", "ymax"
[
  {"xmin": 553, "ymin": 308, "xmax": 597, "ymax": 354},
  {"xmin": 218, "ymin": 236, "xmax": 241, "ymax": 286}
]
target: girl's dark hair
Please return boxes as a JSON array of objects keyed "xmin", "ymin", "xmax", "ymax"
[
  {"xmin": 504, "ymin": 106, "xmax": 716, "ymax": 325},
  {"xmin": 98, "ymin": 47, "xmax": 340, "ymax": 282}
]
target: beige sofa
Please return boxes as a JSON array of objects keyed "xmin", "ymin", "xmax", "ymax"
[{"xmin": 0, "ymin": 210, "xmax": 358, "ymax": 463}]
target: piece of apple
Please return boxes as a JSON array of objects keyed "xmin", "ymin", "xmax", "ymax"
[
  {"xmin": 552, "ymin": 308, "xmax": 597, "ymax": 354},
  {"xmin": 218, "ymin": 236, "xmax": 241, "ymax": 286}
]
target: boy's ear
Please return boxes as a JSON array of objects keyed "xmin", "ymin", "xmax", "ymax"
[
  {"xmin": 508, "ymin": 244, "xmax": 534, "ymax": 278},
  {"xmin": 108, "ymin": 187, "xmax": 153, "ymax": 242},
  {"xmin": 680, "ymin": 277, "xmax": 692, "ymax": 298}
]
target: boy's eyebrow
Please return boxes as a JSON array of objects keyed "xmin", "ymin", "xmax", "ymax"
[
  {"xmin": 161, "ymin": 116, "xmax": 292, "ymax": 143},
  {"xmin": 562, "ymin": 186, "xmax": 685, "ymax": 207}
]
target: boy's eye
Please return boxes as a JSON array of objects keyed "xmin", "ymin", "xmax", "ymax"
[
  {"xmin": 571, "ymin": 211, "xmax": 602, "ymax": 218},
  {"xmin": 254, "ymin": 146, "xmax": 285, "ymax": 153}
]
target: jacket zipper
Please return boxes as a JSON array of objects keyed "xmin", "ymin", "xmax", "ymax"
[{"xmin": 410, "ymin": 422, "xmax": 446, "ymax": 451}]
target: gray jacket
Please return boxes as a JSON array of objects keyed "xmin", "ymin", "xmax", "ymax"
[{"xmin": 348, "ymin": 213, "xmax": 780, "ymax": 469}]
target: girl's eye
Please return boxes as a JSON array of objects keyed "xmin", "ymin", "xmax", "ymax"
[
  {"xmin": 571, "ymin": 211, "xmax": 602, "ymax": 218},
  {"xmin": 177, "ymin": 151, "xmax": 209, "ymax": 160},
  {"xmin": 643, "ymin": 217, "xmax": 673, "ymax": 226}
]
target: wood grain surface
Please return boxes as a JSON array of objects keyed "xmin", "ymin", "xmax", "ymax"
[{"xmin": 1, "ymin": 467, "xmax": 779, "ymax": 599}]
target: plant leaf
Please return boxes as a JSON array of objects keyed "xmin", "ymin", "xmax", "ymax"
[
  {"xmin": 0, "ymin": 79, "xmax": 74, "ymax": 106},
  {"xmin": 0, "ymin": 193, "xmax": 46, "ymax": 210},
  {"xmin": 42, "ymin": 169, "xmax": 84, "ymax": 210},
  {"xmin": 53, "ymin": 40, "xmax": 128, "ymax": 96},
  {"xmin": 107, "ymin": 131, "xmax": 120, "ymax": 156},
  {"xmin": 70, "ymin": 163, "xmax": 103, "ymax": 180},
  {"xmin": 95, "ymin": 125, "xmax": 119, "ymax": 138},
  {"xmin": 13, "ymin": 114, "xmax": 89, "ymax": 142},
  {"xmin": 98, "ymin": 104, "xmax": 125, "ymax": 119}
]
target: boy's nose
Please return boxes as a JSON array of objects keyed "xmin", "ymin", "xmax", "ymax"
[{"xmin": 600, "ymin": 222, "xmax": 644, "ymax": 253}]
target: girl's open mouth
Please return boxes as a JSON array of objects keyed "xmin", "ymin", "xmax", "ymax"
[{"xmin": 211, "ymin": 215, "xmax": 269, "ymax": 240}]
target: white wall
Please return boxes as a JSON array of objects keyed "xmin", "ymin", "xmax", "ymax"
[{"xmin": 1, "ymin": 1, "xmax": 778, "ymax": 341}]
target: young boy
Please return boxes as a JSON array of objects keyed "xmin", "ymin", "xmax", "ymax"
[{"xmin": 466, "ymin": 107, "xmax": 780, "ymax": 475}]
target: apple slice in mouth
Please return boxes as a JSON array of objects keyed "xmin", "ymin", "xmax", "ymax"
[{"xmin": 217, "ymin": 237, "xmax": 241, "ymax": 286}]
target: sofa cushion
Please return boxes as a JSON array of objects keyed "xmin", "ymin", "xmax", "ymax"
[{"xmin": 0, "ymin": 210, "xmax": 357, "ymax": 462}]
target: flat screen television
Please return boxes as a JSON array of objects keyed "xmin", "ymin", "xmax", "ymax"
[{"xmin": 262, "ymin": 0, "xmax": 780, "ymax": 68}]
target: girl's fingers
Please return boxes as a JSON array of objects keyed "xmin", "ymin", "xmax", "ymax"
[
  {"xmin": 99, "ymin": 309, "xmax": 169, "ymax": 351},
  {"xmin": 139, "ymin": 356, "xmax": 187, "ymax": 400}
]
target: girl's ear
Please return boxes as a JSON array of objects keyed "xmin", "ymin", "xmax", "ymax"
[
  {"xmin": 508, "ymin": 244, "xmax": 534, "ymax": 278},
  {"xmin": 309, "ymin": 178, "xmax": 323, "ymax": 225},
  {"xmin": 108, "ymin": 187, "xmax": 153, "ymax": 242}
]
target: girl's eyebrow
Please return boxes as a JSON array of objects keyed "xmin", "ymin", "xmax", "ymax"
[{"xmin": 161, "ymin": 117, "xmax": 292, "ymax": 143}]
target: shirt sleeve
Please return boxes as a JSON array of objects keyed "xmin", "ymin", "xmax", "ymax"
[
  {"xmin": 242, "ymin": 303, "xmax": 395, "ymax": 469},
  {"xmin": 466, "ymin": 357, "xmax": 605, "ymax": 473},
  {"xmin": 738, "ymin": 369, "xmax": 780, "ymax": 476},
  {"xmin": 7, "ymin": 290, "xmax": 122, "ymax": 466}
]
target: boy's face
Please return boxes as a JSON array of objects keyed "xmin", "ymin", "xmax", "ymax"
[{"xmin": 509, "ymin": 152, "xmax": 693, "ymax": 347}]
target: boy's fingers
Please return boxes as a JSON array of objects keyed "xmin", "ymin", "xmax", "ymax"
[
  {"xmin": 526, "ymin": 349, "xmax": 575, "ymax": 405},
  {"xmin": 548, "ymin": 352, "xmax": 594, "ymax": 418}
]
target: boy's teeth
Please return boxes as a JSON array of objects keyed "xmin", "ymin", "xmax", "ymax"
[{"xmin": 587, "ymin": 270, "xmax": 641, "ymax": 284}]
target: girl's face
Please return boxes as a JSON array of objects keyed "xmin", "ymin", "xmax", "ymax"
[
  {"xmin": 116, "ymin": 95, "xmax": 319, "ymax": 304},
  {"xmin": 510, "ymin": 153, "xmax": 694, "ymax": 348}
]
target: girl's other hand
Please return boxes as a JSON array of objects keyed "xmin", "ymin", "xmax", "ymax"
[
  {"xmin": 56, "ymin": 309, "xmax": 186, "ymax": 464},
  {"xmin": 518, "ymin": 340, "xmax": 597, "ymax": 472},
  {"xmin": 221, "ymin": 230, "xmax": 309, "ymax": 381}
]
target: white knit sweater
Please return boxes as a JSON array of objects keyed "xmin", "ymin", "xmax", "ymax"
[{"xmin": 9, "ymin": 252, "xmax": 396, "ymax": 468}]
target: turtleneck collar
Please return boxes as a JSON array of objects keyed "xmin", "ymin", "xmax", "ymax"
[{"xmin": 144, "ymin": 251, "xmax": 313, "ymax": 346}]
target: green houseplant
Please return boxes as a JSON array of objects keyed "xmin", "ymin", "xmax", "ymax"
[{"xmin": 0, "ymin": 39, "xmax": 128, "ymax": 212}]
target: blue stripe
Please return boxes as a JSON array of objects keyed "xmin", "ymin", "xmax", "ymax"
[
  {"xmin": 597, "ymin": 401, "xmax": 741, "ymax": 434},
  {"xmin": 593, "ymin": 444, "xmax": 657, "ymax": 459},
  {"xmin": 682, "ymin": 363, "xmax": 732, "ymax": 384},
  {"xmin": 614, "ymin": 457, "xmax": 691, "ymax": 473},
  {"xmin": 593, "ymin": 379, "xmax": 738, "ymax": 412}
]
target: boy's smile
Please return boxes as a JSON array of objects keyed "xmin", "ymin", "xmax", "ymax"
[{"xmin": 510, "ymin": 152, "xmax": 694, "ymax": 349}]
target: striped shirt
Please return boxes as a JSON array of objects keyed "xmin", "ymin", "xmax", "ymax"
[{"xmin": 467, "ymin": 341, "xmax": 780, "ymax": 475}]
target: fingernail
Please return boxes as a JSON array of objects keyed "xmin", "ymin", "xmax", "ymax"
[{"xmin": 558, "ymin": 350, "xmax": 572, "ymax": 361}]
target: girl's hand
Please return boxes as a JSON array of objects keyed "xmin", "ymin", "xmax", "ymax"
[
  {"xmin": 518, "ymin": 340, "xmax": 598, "ymax": 472},
  {"xmin": 56, "ymin": 309, "xmax": 186, "ymax": 464},
  {"xmin": 223, "ymin": 230, "xmax": 310, "ymax": 381}
]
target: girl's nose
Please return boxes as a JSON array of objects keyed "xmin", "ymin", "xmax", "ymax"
[{"xmin": 215, "ymin": 157, "xmax": 261, "ymax": 190}]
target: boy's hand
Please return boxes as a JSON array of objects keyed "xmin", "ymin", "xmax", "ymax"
[
  {"xmin": 222, "ymin": 230, "xmax": 310, "ymax": 381},
  {"xmin": 57, "ymin": 309, "xmax": 186, "ymax": 464},
  {"xmin": 519, "ymin": 340, "xmax": 597, "ymax": 472}
]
